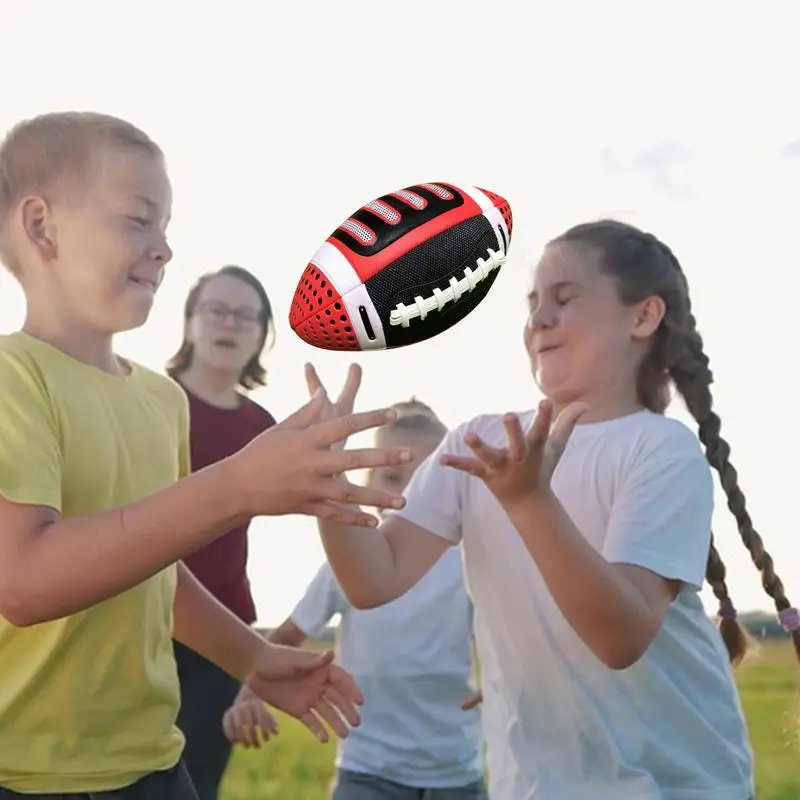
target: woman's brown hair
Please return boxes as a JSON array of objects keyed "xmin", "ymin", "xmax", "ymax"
[
  {"xmin": 551, "ymin": 219, "xmax": 800, "ymax": 666},
  {"xmin": 165, "ymin": 265, "xmax": 275, "ymax": 392}
]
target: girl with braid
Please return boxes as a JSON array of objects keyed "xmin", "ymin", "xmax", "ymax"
[{"xmin": 308, "ymin": 219, "xmax": 786, "ymax": 799}]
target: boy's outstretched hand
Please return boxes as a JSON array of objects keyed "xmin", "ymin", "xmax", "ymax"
[
  {"xmin": 304, "ymin": 362, "xmax": 362, "ymax": 450},
  {"xmin": 227, "ymin": 380, "xmax": 409, "ymax": 526},
  {"xmin": 244, "ymin": 645, "xmax": 364, "ymax": 743},
  {"xmin": 223, "ymin": 685, "xmax": 280, "ymax": 749}
]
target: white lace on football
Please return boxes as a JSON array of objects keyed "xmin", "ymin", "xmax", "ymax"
[{"xmin": 389, "ymin": 247, "xmax": 506, "ymax": 328}]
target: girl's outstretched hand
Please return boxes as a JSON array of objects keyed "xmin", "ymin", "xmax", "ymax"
[{"xmin": 439, "ymin": 400, "xmax": 588, "ymax": 508}]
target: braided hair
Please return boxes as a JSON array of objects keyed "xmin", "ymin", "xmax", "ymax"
[{"xmin": 551, "ymin": 220, "xmax": 799, "ymax": 666}]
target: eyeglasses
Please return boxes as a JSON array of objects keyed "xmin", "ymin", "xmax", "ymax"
[{"xmin": 195, "ymin": 301, "xmax": 261, "ymax": 329}]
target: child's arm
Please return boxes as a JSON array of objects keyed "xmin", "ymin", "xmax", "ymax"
[
  {"xmin": 268, "ymin": 619, "xmax": 308, "ymax": 648},
  {"xmin": 173, "ymin": 564, "xmax": 316, "ymax": 682},
  {"xmin": 506, "ymin": 492, "xmax": 682, "ymax": 669},
  {"xmin": 0, "ymin": 389, "xmax": 408, "ymax": 627},
  {"xmin": 443, "ymin": 407, "xmax": 712, "ymax": 671},
  {"xmin": 174, "ymin": 562, "xmax": 363, "ymax": 742},
  {"xmin": 318, "ymin": 513, "xmax": 450, "ymax": 609},
  {"xmin": 223, "ymin": 564, "xmax": 347, "ymax": 747},
  {"xmin": 316, "ymin": 422, "xmax": 473, "ymax": 609}
]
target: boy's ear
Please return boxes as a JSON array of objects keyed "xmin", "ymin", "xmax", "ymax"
[{"xmin": 20, "ymin": 196, "xmax": 58, "ymax": 261}]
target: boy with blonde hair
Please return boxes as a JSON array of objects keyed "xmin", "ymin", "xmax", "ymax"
[
  {"xmin": 0, "ymin": 112, "xmax": 409, "ymax": 799},
  {"xmin": 226, "ymin": 377, "xmax": 486, "ymax": 800}
]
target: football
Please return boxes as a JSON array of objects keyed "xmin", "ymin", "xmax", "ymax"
[{"xmin": 289, "ymin": 183, "xmax": 512, "ymax": 351}]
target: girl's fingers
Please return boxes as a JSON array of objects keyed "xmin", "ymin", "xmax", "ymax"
[
  {"xmin": 526, "ymin": 399, "xmax": 553, "ymax": 450},
  {"xmin": 543, "ymin": 402, "xmax": 591, "ymax": 474},
  {"xmin": 439, "ymin": 454, "xmax": 487, "ymax": 478},
  {"xmin": 502, "ymin": 413, "xmax": 526, "ymax": 461},
  {"xmin": 464, "ymin": 433, "xmax": 506, "ymax": 468}
]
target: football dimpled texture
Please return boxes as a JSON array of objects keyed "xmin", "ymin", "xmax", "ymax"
[{"xmin": 289, "ymin": 183, "xmax": 512, "ymax": 351}]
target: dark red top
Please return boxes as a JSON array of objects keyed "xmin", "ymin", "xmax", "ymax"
[{"xmin": 180, "ymin": 386, "xmax": 275, "ymax": 624}]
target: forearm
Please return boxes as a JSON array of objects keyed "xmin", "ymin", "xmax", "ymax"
[
  {"xmin": 267, "ymin": 622, "xmax": 308, "ymax": 648},
  {"xmin": 318, "ymin": 515, "xmax": 403, "ymax": 608},
  {"xmin": 507, "ymin": 492, "xmax": 659, "ymax": 669},
  {"xmin": 9, "ymin": 460, "xmax": 246, "ymax": 625},
  {"xmin": 173, "ymin": 564, "xmax": 264, "ymax": 681}
]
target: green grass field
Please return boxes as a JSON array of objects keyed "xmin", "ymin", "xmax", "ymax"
[{"xmin": 219, "ymin": 640, "xmax": 800, "ymax": 799}]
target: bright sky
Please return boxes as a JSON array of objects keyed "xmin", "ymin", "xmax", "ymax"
[{"xmin": 1, "ymin": 2, "xmax": 798, "ymax": 625}]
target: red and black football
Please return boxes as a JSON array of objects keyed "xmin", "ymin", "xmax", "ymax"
[{"xmin": 289, "ymin": 183, "xmax": 512, "ymax": 351}]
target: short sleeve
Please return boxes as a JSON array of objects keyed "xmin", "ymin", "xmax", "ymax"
[
  {"xmin": 290, "ymin": 563, "xmax": 349, "ymax": 638},
  {"xmin": 391, "ymin": 422, "xmax": 471, "ymax": 544},
  {"xmin": 602, "ymin": 428, "xmax": 713, "ymax": 591},
  {"xmin": 177, "ymin": 390, "xmax": 192, "ymax": 480},
  {"xmin": 0, "ymin": 351, "xmax": 63, "ymax": 511}
]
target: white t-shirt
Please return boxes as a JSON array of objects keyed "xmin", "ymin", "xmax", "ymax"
[
  {"xmin": 290, "ymin": 549, "xmax": 483, "ymax": 788},
  {"xmin": 394, "ymin": 409, "xmax": 754, "ymax": 800}
]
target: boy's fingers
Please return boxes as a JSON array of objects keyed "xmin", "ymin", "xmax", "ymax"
[
  {"xmin": 318, "ymin": 447, "xmax": 413, "ymax": 477},
  {"xmin": 291, "ymin": 649, "xmax": 334, "ymax": 676},
  {"xmin": 276, "ymin": 389, "xmax": 327, "ymax": 430},
  {"xmin": 313, "ymin": 408, "xmax": 397, "ymax": 446},
  {"xmin": 222, "ymin": 711, "xmax": 235, "ymax": 743},
  {"xmin": 261, "ymin": 708, "xmax": 280, "ymax": 735},
  {"xmin": 307, "ymin": 501, "xmax": 381, "ymax": 528},
  {"xmin": 304, "ymin": 363, "xmax": 324, "ymax": 398},
  {"xmin": 300, "ymin": 710, "xmax": 329, "ymax": 744},
  {"xmin": 311, "ymin": 697, "xmax": 350, "ymax": 739},
  {"xmin": 336, "ymin": 363, "xmax": 362, "ymax": 414},
  {"xmin": 314, "ymin": 478, "xmax": 406, "ymax": 511}
]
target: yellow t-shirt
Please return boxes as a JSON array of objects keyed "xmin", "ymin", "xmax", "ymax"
[{"xmin": 0, "ymin": 332, "xmax": 189, "ymax": 793}]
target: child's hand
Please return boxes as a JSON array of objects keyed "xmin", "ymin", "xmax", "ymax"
[
  {"xmin": 245, "ymin": 645, "xmax": 364, "ymax": 743},
  {"xmin": 459, "ymin": 689, "xmax": 483, "ymax": 711},
  {"xmin": 440, "ymin": 400, "xmax": 588, "ymax": 509},
  {"xmin": 304, "ymin": 362, "xmax": 362, "ymax": 453},
  {"xmin": 222, "ymin": 685, "xmax": 279, "ymax": 749},
  {"xmin": 225, "ymin": 389, "xmax": 409, "ymax": 526}
]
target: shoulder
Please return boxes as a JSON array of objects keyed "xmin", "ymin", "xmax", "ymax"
[
  {"xmin": 129, "ymin": 363, "xmax": 189, "ymax": 415},
  {"xmin": 0, "ymin": 332, "xmax": 47, "ymax": 369},
  {"xmin": 0, "ymin": 334, "xmax": 54, "ymax": 400},
  {"xmin": 601, "ymin": 413, "xmax": 712, "ymax": 505},
  {"xmin": 621, "ymin": 411, "xmax": 705, "ymax": 464}
]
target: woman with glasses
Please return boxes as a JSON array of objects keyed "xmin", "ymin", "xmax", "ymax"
[{"xmin": 165, "ymin": 265, "xmax": 278, "ymax": 800}]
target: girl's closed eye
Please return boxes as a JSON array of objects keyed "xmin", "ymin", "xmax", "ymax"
[{"xmin": 128, "ymin": 216, "xmax": 150, "ymax": 228}]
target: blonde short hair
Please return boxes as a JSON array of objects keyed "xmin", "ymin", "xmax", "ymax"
[
  {"xmin": 0, "ymin": 111, "xmax": 162, "ymax": 272},
  {"xmin": 379, "ymin": 396, "xmax": 448, "ymax": 441}
]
